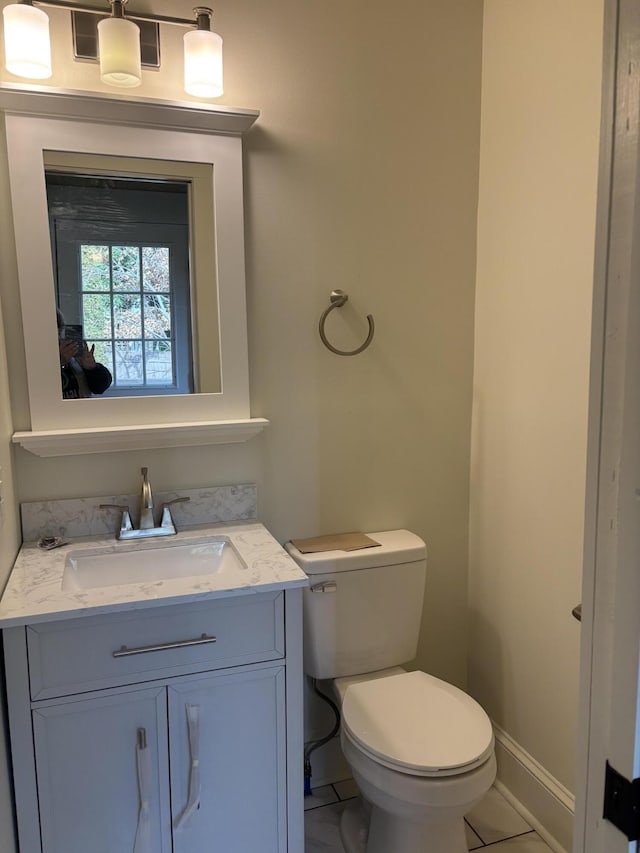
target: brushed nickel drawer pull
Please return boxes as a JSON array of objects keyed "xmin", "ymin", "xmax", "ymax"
[{"xmin": 113, "ymin": 634, "xmax": 217, "ymax": 658}]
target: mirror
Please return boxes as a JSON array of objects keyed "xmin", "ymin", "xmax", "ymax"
[
  {"xmin": 4, "ymin": 108, "xmax": 253, "ymax": 435},
  {"xmin": 44, "ymin": 151, "xmax": 222, "ymax": 400}
]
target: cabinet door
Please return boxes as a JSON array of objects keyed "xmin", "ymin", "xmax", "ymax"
[
  {"xmin": 169, "ymin": 664, "xmax": 287, "ymax": 853},
  {"xmin": 33, "ymin": 686, "xmax": 171, "ymax": 853}
]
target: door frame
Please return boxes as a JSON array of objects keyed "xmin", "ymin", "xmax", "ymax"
[{"xmin": 574, "ymin": 1, "xmax": 640, "ymax": 850}]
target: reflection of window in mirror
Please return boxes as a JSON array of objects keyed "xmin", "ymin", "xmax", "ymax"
[{"xmin": 43, "ymin": 152, "xmax": 222, "ymax": 400}]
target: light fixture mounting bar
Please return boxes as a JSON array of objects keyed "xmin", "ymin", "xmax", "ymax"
[{"xmin": 31, "ymin": 0, "xmax": 208, "ymax": 29}]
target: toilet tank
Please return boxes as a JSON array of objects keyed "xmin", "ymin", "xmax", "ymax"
[{"xmin": 285, "ymin": 530, "xmax": 426, "ymax": 680}]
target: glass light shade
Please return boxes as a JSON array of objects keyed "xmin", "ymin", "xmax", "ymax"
[
  {"xmin": 184, "ymin": 29, "xmax": 223, "ymax": 98},
  {"xmin": 97, "ymin": 16, "xmax": 141, "ymax": 88},
  {"xmin": 3, "ymin": 3, "xmax": 52, "ymax": 80}
]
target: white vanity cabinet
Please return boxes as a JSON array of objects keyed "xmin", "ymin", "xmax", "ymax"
[
  {"xmin": 2, "ymin": 588, "xmax": 304, "ymax": 853},
  {"xmin": 33, "ymin": 685, "xmax": 172, "ymax": 853},
  {"xmin": 168, "ymin": 665, "xmax": 286, "ymax": 853}
]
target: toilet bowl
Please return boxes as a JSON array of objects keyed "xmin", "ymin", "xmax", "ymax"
[
  {"xmin": 284, "ymin": 530, "xmax": 497, "ymax": 853},
  {"xmin": 335, "ymin": 670, "xmax": 496, "ymax": 853}
]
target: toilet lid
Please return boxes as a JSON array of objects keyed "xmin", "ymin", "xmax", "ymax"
[{"xmin": 341, "ymin": 671, "xmax": 494, "ymax": 776}]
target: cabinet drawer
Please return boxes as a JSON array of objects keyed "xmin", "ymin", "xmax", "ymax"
[{"xmin": 27, "ymin": 592, "xmax": 285, "ymax": 700}]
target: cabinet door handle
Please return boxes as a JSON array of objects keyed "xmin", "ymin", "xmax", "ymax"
[
  {"xmin": 112, "ymin": 634, "xmax": 217, "ymax": 658},
  {"xmin": 175, "ymin": 704, "xmax": 201, "ymax": 831},
  {"xmin": 133, "ymin": 727, "xmax": 152, "ymax": 853}
]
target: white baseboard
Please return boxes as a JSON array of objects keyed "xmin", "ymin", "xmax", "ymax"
[{"xmin": 493, "ymin": 724, "xmax": 575, "ymax": 853}]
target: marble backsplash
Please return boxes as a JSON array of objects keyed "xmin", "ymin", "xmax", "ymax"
[{"xmin": 21, "ymin": 484, "xmax": 257, "ymax": 543}]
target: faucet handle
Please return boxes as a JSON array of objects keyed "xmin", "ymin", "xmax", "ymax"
[
  {"xmin": 159, "ymin": 497, "xmax": 190, "ymax": 532},
  {"xmin": 161, "ymin": 497, "xmax": 191, "ymax": 509},
  {"xmin": 99, "ymin": 504, "xmax": 133, "ymax": 534}
]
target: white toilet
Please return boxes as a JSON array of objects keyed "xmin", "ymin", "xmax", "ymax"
[{"xmin": 285, "ymin": 530, "xmax": 496, "ymax": 853}]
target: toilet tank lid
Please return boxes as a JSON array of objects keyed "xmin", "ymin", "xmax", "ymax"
[{"xmin": 284, "ymin": 529, "xmax": 426, "ymax": 575}]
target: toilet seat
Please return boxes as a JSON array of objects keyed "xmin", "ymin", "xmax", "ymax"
[{"xmin": 341, "ymin": 670, "xmax": 494, "ymax": 778}]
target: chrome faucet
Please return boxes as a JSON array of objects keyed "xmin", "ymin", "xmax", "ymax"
[
  {"xmin": 139, "ymin": 467, "xmax": 155, "ymax": 530},
  {"xmin": 100, "ymin": 468, "xmax": 190, "ymax": 540}
]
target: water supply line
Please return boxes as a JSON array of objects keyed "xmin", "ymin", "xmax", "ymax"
[{"xmin": 304, "ymin": 677, "xmax": 341, "ymax": 797}]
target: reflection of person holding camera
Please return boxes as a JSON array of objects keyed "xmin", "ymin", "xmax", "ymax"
[{"xmin": 57, "ymin": 310, "xmax": 112, "ymax": 399}]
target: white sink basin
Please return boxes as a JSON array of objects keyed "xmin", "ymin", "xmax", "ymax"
[{"xmin": 62, "ymin": 537, "xmax": 245, "ymax": 591}]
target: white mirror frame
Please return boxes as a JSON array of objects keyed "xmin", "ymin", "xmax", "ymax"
[{"xmin": 0, "ymin": 85, "xmax": 267, "ymax": 456}]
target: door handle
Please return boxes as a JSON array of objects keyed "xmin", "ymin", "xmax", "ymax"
[{"xmin": 572, "ymin": 604, "xmax": 582, "ymax": 622}]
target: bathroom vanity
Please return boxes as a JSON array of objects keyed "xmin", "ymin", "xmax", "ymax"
[{"xmin": 0, "ymin": 521, "xmax": 308, "ymax": 853}]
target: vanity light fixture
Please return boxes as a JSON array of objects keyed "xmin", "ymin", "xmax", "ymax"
[
  {"xmin": 2, "ymin": 1, "xmax": 52, "ymax": 79},
  {"xmin": 97, "ymin": 0, "xmax": 141, "ymax": 88},
  {"xmin": 183, "ymin": 7, "xmax": 222, "ymax": 98},
  {"xmin": 2, "ymin": 0, "xmax": 224, "ymax": 98}
]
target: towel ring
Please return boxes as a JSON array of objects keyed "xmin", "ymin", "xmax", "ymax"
[{"xmin": 318, "ymin": 289, "xmax": 375, "ymax": 356}]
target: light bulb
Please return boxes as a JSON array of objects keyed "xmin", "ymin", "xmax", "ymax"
[
  {"xmin": 3, "ymin": 2, "xmax": 52, "ymax": 80},
  {"xmin": 98, "ymin": 15, "xmax": 141, "ymax": 88},
  {"xmin": 184, "ymin": 28, "xmax": 223, "ymax": 98}
]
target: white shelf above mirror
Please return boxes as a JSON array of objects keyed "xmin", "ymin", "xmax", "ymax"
[{"xmin": 13, "ymin": 419, "xmax": 269, "ymax": 457}]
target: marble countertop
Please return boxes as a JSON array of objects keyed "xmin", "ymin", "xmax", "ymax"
[{"xmin": 0, "ymin": 521, "xmax": 309, "ymax": 628}]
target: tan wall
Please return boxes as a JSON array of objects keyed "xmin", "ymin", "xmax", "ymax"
[
  {"xmin": 469, "ymin": 0, "xmax": 604, "ymax": 796},
  {"xmin": 0, "ymin": 0, "xmax": 482, "ymax": 694}
]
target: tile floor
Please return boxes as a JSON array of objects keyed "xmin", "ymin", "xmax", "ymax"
[{"xmin": 305, "ymin": 780, "xmax": 555, "ymax": 852}]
